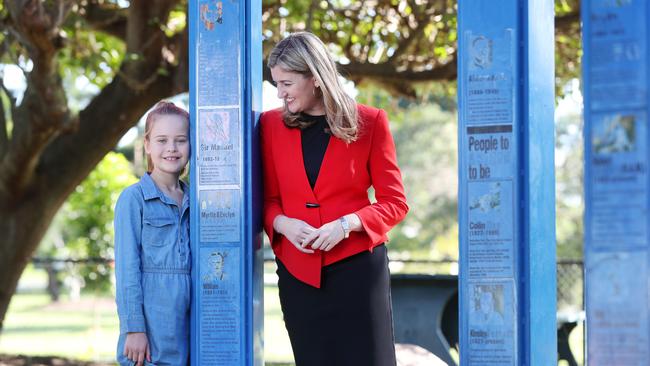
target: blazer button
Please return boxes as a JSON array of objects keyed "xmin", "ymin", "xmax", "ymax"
[{"xmin": 306, "ymin": 202, "xmax": 320, "ymax": 208}]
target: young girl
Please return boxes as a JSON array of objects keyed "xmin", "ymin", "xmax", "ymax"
[{"xmin": 114, "ymin": 101, "xmax": 191, "ymax": 366}]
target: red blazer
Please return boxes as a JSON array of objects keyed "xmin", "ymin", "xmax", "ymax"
[{"xmin": 261, "ymin": 104, "xmax": 409, "ymax": 287}]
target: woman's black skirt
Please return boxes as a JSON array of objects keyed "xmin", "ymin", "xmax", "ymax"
[{"xmin": 276, "ymin": 244, "xmax": 397, "ymax": 366}]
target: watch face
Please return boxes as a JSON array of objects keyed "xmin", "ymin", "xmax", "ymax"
[{"xmin": 340, "ymin": 217, "xmax": 350, "ymax": 238}]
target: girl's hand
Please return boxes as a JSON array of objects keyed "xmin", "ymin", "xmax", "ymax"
[
  {"xmin": 274, "ymin": 215, "xmax": 316, "ymax": 253},
  {"xmin": 124, "ymin": 332, "xmax": 151, "ymax": 366},
  {"xmin": 303, "ymin": 220, "xmax": 346, "ymax": 252}
]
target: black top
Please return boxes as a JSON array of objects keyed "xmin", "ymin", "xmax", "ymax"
[{"xmin": 300, "ymin": 114, "xmax": 330, "ymax": 189}]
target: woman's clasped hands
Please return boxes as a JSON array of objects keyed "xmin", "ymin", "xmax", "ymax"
[{"xmin": 274, "ymin": 215, "xmax": 346, "ymax": 253}]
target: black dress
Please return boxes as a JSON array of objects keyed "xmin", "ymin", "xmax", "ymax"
[{"xmin": 276, "ymin": 113, "xmax": 397, "ymax": 366}]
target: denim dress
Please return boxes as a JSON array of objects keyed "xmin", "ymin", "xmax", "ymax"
[{"xmin": 114, "ymin": 173, "xmax": 191, "ymax": 366}]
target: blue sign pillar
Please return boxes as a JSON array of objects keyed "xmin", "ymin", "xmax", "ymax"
[
  {"xmin": 583, "ymin": 1, "xmax": 650, "ymax": 364},
  {"xmin": 188, "ymin": 1, "xmax": 263, "ymax": 365},
  {"xmin": 458, "ymin": 1, "xmax": 556, "ymax": 365}
]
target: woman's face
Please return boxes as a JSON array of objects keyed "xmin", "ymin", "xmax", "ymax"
[{"xmin": 271, "ymin": 66, "xmax": 325, "ymax": 115}]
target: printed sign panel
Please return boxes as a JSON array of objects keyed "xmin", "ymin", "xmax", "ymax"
[
  {"xmin": 197, "ymin": 0, "xmax": 240, "ymax": 107},
  {"xmin": 467, "ymin": 281, "xmax": 516, "ymax": 366},
  {"xmin": 588, "ymin": 0, "xmax": 646, "ymax": 111},
  {"xmin": 460, "ymin": 22, "xmax": 518, "ymax": 365},
  {"xmin": 198, "ymin": 108, "xmax": 241, "ymax": 186},
  {"xmin": 199, "ymin": 189, "xmax": 241, "ymax": 244},
  {"xmin": 199, "ymin": 247, "xmax": 242, "ymax": 365},
  {"xmin": 584, "ymin": 1, "xmax": 650, "ymax": 364},
  {"xmin": 465, "ymin": 30, "xmax": 514, "ymax": 126},
  {"xmin": 586, "ymin": 252, "xmax": 649, "ymax": 365}
]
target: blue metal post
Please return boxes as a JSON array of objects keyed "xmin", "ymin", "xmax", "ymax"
[
  {"xmin": 583, "ymin": 1, "xmax": 650, "ymax": 364},
  {"xmin": 457, "ymin": 1, "xmax": 556, "ymax": 365},
  {"xmin": 188, "ymin": 1, "xmax": 263, "ymax": 365}
]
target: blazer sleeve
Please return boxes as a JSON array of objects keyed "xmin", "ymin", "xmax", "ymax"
[
  {"xmin": 354, "ymin": 109, "xmax": 409, "ymax": 246},
  {"xmin": 261, "ymin": 114, "xmax": 285, "ymax": 246}
]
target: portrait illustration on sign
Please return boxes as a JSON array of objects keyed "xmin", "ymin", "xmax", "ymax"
[
  {"xmin": 589, "ymin": 253, "xmax": 640, "ymax": 303},
  {"xmin": 200, "ymin": 1, "xmax": 223, "ymax": 30},
  {"xmin": 470, "ymin": 36, "xmax": 493, "ymax": 69},
  {"xmin": 469, "ymin": 182, "xmax": 501, "ymax": 213},
  {"xmin": 202, "ymin": 110, "xmax": 230, "ymax": 144},
  {"xmin": 199, "ymin": 190, "xmax": 240, "ymax": 243},
  {"xmin": 203, "ymin": 250, "xmax": 228, "ymax": 283},
  {"xmin": 470, "ymin": 284, "xmax": 505, "ymax": 328},
  {"xmin": 592, "ymin": 114, "xmax": 636, "ymax": 154}
]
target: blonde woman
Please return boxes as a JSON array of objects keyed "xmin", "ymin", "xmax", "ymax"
[{"xmin": 261, "ymin": 32, "xmax": 409, "ymax": 366}]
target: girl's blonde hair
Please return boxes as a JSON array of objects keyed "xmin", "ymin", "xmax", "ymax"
[
  {"xmin": 268, "ymin": 32, "xmax": 359, "ymax": 142},
  {"xmin": 144, "ymin": 101, "xmax": 190, "ymax": 174}
]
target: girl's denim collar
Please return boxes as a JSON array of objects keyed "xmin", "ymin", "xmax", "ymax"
[{"xmin": 140, "ymin": 173, "xmax": 189, "ymax": 208}]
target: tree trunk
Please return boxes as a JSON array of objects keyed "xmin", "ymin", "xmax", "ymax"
[
  {"xmin": 45, "ymin": 264, "xmax": 61, "ymax": 302},
  {"xmin": 0, "ymin": 192, "xmax": 61, "ymax": 329}
]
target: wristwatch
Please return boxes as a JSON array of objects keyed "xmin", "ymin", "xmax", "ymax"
[{"xmin": 339, "ymin": 216, "xmax": 350, "ymax": 239}]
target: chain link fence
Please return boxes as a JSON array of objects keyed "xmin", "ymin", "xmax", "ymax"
[
  {"xmin": 557, "ymin": 259, "xmax": 583, "ymax": 312},
  {"xmin": 32, "ymin": 256, "xmax": 585, "ymax": 313}
]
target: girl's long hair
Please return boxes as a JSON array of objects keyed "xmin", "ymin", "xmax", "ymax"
[{"xmin": 268, "ymin": 32, "xmax": 359, "ymax": 142}]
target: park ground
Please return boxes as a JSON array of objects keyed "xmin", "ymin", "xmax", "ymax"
[{"xmin": 0, "ymin": 265, "xmax": 584, "ymax": 366}]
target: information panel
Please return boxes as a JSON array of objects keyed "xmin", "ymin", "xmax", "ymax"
[
  {"xmin": 584, "ymin": 1, "xmax": 650, "ymax": 364},
  {"xmin": 458, "ymin": 1, "xmax": 555, "ymax": 365},
  {"xmin": 189, "ymin": 1, "xmax": 263, "ymax": 365},
  {"xmin": 461, "ymin": 22, "xmax": 518, "ymax": 366}
]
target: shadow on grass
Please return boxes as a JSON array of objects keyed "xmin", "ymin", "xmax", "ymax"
[
  {"xmin": 0, "ymin": 354, "xmax": 112, "ymax": 366},
  {"xmin": 2, "ymin": 325, "xmax": 87, "ymax": 334},
  {"xmin": 0, "ymin": 355, "xmax": 294, "ymax": 366}
]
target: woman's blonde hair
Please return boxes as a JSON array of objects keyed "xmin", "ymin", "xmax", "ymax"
[
  {"xmin": 268, "ymin": 32, "xmax": 359, "ymax": 142},
  {"xmin": 144, "ymin": 100, "xmax": 190, "ymax": 174}
]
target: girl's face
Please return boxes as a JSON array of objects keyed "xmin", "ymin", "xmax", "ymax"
[
  {"xmin": 145, "ymin": 114, "xmax": 189, "ymax": 177},
  {"xmin": 271, "ymin": 66, "xmax": 325, "ymax": 115}
]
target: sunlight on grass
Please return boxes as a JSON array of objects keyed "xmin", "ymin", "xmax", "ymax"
[
  {"xmin": 0, "ymin": 293, "xmax": 119, "ymax": 361},
  {"xmin": 263, "ymin": 285, "xmax": 294, "ymax": 363},
  {"xmin": 0, "ymin": 282, "xmax": 295, "ymax": 364},
  {"xmin": 1, "ymin": 266, "xmax": 583, "ymax": 366}
]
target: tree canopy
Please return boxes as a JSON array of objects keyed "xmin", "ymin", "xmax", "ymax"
[{"xmin": 262, "ymin": 0, "xmax": 581, "ymax": 96}]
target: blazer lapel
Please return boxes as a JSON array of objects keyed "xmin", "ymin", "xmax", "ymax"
[
  {"xmin": 286, "ymin": 127, "xmax": 318, "ymax": 202},
  {"xmin": 285, "ymin": 125, "xmax": 347, "ymax": 199},
  {"xmin": 313, "ymin": 135, "xmax": 345, "ymax": 195}
]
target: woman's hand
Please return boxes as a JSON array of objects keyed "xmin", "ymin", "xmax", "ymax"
[
  {"xmin": 304, "ymin": 214, "xmax": 363, "ymax": 252},
  {"xmin": 303, "ymin": 220, "xmax": 346, "ymax": 252},
  {"xmin": 124, "ymin": 332, "xmax": 151, "ymax": 366},
  {"xmin": 274, "ymin": 215, "xmax": 316, "ymax": 253}
]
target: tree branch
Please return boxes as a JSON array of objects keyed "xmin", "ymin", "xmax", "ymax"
[
  {"xmin": 305, "ymin": 0, "xmax": 318, "ymax": 32},
  {"xmin": 0, "ymin": 1, "xmax": 72, "ymax": 200},
  {"xmin": 38, "ymin": 66, "xmax": 178, "ymax": 206},
  {"xmin": 390, "ymin": 13, "xmax": 429, "ymax": 62},
  {"xmin": 37, "ymin": 0, "xmax": 183, "ymax": 204},
  {"xmin": 171, "ymin": 18, "xmax": 189, "ymax": 93},
  {"xmin": 556, "ymin": 10, "xmax": 580, "ymax": 33},
  {"xmin": 80, "ymin": 0, "xmax": 128, "ymax": 41},
  {"xmin": 263, "ymin": 53, "xmax": 457, "ymax": 98},
  {"xmin": 0, "ymin": 86, "xmax": 7, "ymax": 158},
  {"xmin": 343, "ymin": 55, "xmax": 457, "ymax": 83}
]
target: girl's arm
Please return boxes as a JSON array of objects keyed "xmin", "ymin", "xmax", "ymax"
[{"xmin": 114, "ymin": 187, "xmax": 146, "ymax": 334}]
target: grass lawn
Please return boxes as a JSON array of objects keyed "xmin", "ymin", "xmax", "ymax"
[
  {"xmin": 0, "ymin": 289, "xmax": 295, "ymax": 364},
  {"xmin": 1, "ymin": 266, "xmax": 584, "ymax": 366},
  {"xmin": 0, "ymin": 292, "xmax": 119, "ymax": 361}
]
